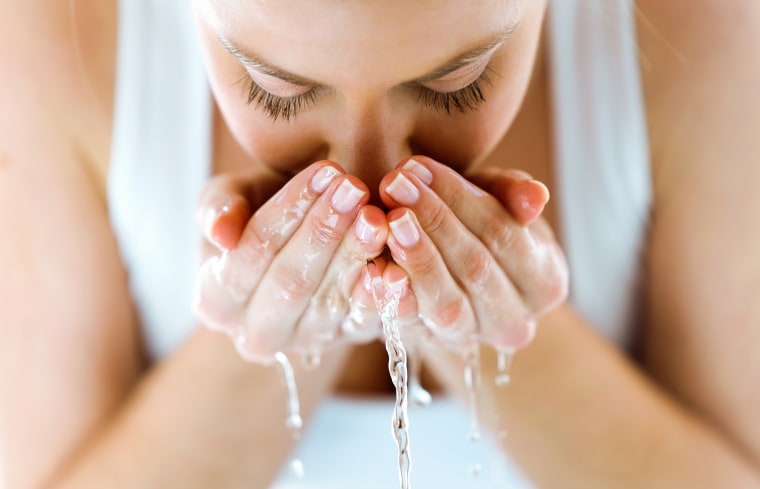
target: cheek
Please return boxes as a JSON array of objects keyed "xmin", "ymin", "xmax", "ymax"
[
  {"xmin": 411, "ymin": 22, "xmax": 543, "ymax": 170},
  {"xmin": 411, "ymin": 81, "xmax": 528, "ymax": 171},
  {"xmin": 213, "ymin": 84, "xmax": 327, "ymax": 172}
]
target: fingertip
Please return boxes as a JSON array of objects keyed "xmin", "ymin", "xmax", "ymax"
[
  {"xmin": 354, "ymin": 205, "xmax": 388, "ymax": 245},
  {"xmin": 210, "ymin": 196, "xmax": 251, "ymax": 250},
  {"xmin": 497, "ymin": 177, "xmax": 551, "ymax": 226}
]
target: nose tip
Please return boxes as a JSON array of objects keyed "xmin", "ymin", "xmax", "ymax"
[{"xmin": 326, "ymin": 144, "xmax": 412, "ymax": 210}]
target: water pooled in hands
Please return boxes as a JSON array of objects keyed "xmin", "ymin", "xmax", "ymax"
[{"xmin": 368, "ymin": 260, "xmax": 412, "ymax": 489}]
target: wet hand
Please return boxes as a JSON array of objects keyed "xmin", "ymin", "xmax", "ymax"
[
  {"xmin": 378, "ymin": 156, "xmax": 569, "ymax": 354},
  {"xmin": 193, "ymin": 162, "xmax": 389, "ymax": 364}
]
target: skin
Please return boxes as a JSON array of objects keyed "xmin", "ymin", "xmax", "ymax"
[
  {"xmin": 1, "ymin": 0, "xmax": 760, "ymax": 488},
  {"xmin": 191, "ymin": 0, "xmax": 565, "ymax": 363}
]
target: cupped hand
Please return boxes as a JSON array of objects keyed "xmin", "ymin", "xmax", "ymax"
[
  {"xmin": 192, "ymin": 162, "xmax": 389, "ymax": 364},
  {"xmin": 378, "ymin": 156, "xmax": 569, "ymax": 354}
]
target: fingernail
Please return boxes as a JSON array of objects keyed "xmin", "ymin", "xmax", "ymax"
[
  {"xmin": 332, "ymin": 179, "xmax": 366, "ymax": 213},
  {"xmin": 388, "ymin": 276, "xmax": 408, "ymax": 295},
  {"xmin": 389, "ymin": 212, "xmax": 420, "ymax": 247},
  {"xmin": 386, "ymin": 173, "xmax": 419, "ymax": 206},
  {"xmin": 355, "ymin": 213, "xmax": 378, "ymax": 243},
  {"xmin": 311, "ymin": 165, "xmax": 341, "ymax": 193},
  {"xmin": 402, "ymin": 159, "xmax": 433, "ymax": 186}
]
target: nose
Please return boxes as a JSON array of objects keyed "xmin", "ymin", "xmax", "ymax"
[{"xmin": 324, "ymin": 102, "xmax": 413, "ymax": 207}]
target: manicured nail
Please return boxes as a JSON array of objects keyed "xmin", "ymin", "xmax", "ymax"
[
  {"xmin": 389, "ymin": 212, "xmax": 420, "ymax": 247},
  {"xmin": 354, "ymin": 213, "xmax": 379, "ymax": 242},
  {"xmin": 402, "ymin": 159, "xmax": 433, "ymax": 185},
  {"xmin": 386, "ymin": 173, "xmax": 419, "ymax": 206},
  {"xmin": 332, "ymin": 179, "xmax": 366, "ymax": 213},
  {"xmin": 387, "ymin": 276, "xmax": 408, "ymax": 294},
  {"xmin": 311, "ymin": 165, "xmax": 341, "ymax": 193}
]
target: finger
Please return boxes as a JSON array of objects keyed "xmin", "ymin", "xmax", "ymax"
[
  {"xmin": 299, "ymin": 205, "xmax": 388, "ymax": 347},
  {"xmin": 385, "ymin": 198, "xmax": 534, "ymax": 350},
  {"xmin": 467, "ymin": 167, "xmax": 550, "ymax": 226},
  {"xmin": 340, "ymin": 256, "xmax": 388, "ymax": 343},
  {"xmin": 381, "ymin": 261, "xmax": 427, "ymax": 341},
  {"xmin": 241, "ymin": 175, "xmax": 369, "ymax": 359},
  {"xmin": 214, "ymin": 161, "xmax": 344, "ymax": 303},
  {"xmin": 384, "ymin": 208, "xmax": 479, "ymax": 349},
  {"xmin": 196, "ymin": 167, "xmax": 284, "ymax": 250},
  {"xmin": 382, "ymin": 157, "xmax": 566, "ymax": 315}
]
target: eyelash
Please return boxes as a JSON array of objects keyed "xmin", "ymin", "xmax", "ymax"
[
  {"xmin": 239, "ymin": 75, "xmax": 319, "ymax": 122},
  {"xmin": 415, "ymin": 68, "xmax": 494, "ymax": 115},
  {"xmin": 239, "ymin": 66, "xmax": 494, "ymax": 122}
]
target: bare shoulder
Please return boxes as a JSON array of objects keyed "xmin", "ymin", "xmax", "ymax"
[
  {"xmin": 0, "ymin": 0, "xmax": 116, "ymax": 176},
  {"xmin": 635, "ymin": 0, "xmax": 760, "ymax": 191}
]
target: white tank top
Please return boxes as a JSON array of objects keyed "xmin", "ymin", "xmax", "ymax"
[{"xmin": 107, "ymin": 1, "xmax": 651, "ymax": 487}]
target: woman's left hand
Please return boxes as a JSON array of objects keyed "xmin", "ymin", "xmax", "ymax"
[{"xmin": 378, "ymin": 156, "xmax": 569, "ymax": 354}]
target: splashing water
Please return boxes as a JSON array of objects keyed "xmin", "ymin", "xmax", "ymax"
[{"xmin": 368, "ymin": 261, "xmax": 412, "ymax": 489}]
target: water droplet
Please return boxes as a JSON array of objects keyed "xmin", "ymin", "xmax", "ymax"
[
  {"xmin": 290, "ymin": 458, "xmax": 305, "ymax": 479},
  {"xmin": 410, "ymin": 383, "xmax": 432, "ymax": 407},
  {"xmin": 301, "ymin": 352, "xmax": 321, "ymax": 370},
  {"xmin": 495, "ymin": 350, "xmax": 514, "ymax": 388},
  {"xmin": 468, "ymin": 463, "xmax": 482, "ymax": 477},
  {"xmin": 495, "ymin": 373, "xmax": 511, "ymax": 386}
]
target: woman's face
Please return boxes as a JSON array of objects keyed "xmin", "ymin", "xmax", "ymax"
[{"xmin": 192, "ymin": 0, "xmax": 546, "ymax": 190}]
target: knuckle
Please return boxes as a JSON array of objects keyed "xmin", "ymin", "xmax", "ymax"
[
  {"xmin": 406, "ymin": 247, "xmax": 440, "ymax": 277},
  {"xmin": 429, "ymin": 296, "xmax": 468, "ymax": 331},
  {"xmin": 483, "ymin": 218, "xmax": 517, "ymax": 254},
  {"xmin": 273, "ymin": 266, "xmax": 312, "ymax": 302},
  {"xmin": 308, "ymin": 215, "xmax": 345, "ymax": 247},
  {"xmin": 462, "ymin": 247, "xmax": 493, "ymax": 286},
  {"xmin": 310, "ymin": 284, "xmax": 349, "ymax": 321},
  {"xmin": 421, "ymin": 203, "xmax": 449, "ymax": 235}
]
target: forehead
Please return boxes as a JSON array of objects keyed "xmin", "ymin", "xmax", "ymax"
[{"xmin": 200, "ymin": 0, "xmax": 525, "ymax": 89}]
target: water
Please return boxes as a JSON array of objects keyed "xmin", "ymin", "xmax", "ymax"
[
  {"xmin": 495, "ymin": 350, "xmax": 514, "ymax": 387},
  {"xmin": 408, "ymin": 343, "xmax": 432, "ymax": 407},
  {"xmin": 274, "ymin": 352, "xmax": 303, "ymax": 440},
  {"xmin": 289, "ymin": 458, "xmax": 305, "ymax": 479},
  {"xmin": 463, "ymin": 346, "xmax": 482, "ymax": 444},
  {"xmin": 368, "ymin": 260, "xmax": 413, "ymax": 489}
]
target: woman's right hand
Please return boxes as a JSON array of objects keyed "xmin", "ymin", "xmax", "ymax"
[{"xmin": 193, "ymin": 162, "xmax": 389, "ymax": 364}]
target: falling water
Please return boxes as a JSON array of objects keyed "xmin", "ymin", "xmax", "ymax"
[
  {"xmin": 463, "ymin": 345, "xmax": 482, "ymax": 478},
  {"xmin": 274, "ymin": 352, "xmax": 305, "ymax": 479},
  {"xmin": 368, "ymin": 260, "xmax": 412, "ymax": 489},
  {"xmin": 274, "ymin": 352, "xmax": 303, "ymax": 438},
  {"xmin": 495, "ymin": 350, "xmax": 514, "ymax": 387},
  {"xmin": 408, "ymin": 343, "xmax": 432, "ymax": 407}
]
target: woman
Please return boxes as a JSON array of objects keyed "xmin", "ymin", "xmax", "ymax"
[{"xmin": 2, "ymin": 0, "xmax": 759, "ymax": 487}]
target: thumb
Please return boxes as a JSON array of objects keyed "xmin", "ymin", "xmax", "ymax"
[
  {"xmin": 468, "ymin": 167, "xmax": 550, "ymax": 226},
  {"xmin": 196, "ymin": 167, "xmax": 284, "ymax": 250}
]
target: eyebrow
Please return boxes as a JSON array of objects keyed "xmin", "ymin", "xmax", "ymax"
[{"xmin": 217, "ymin": 22, "xmax": 520, "ymax": 89}]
